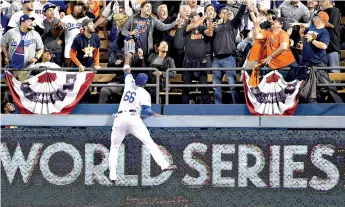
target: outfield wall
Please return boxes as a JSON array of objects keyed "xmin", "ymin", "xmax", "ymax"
[{"xmin": 1, "ymin": 115, "xmax": 345, "ymax": 206}]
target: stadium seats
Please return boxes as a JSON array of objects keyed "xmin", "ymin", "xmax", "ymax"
[{"xmin": 329, "ymin": 73, "xmax": 345, "ymax": 93}]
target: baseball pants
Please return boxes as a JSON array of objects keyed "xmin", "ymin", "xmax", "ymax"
[{"xmin": 109, "ymin": 113, "xmax": 170, "ymax": 181}]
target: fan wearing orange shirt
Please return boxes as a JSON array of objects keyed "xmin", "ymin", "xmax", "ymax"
[{"xmin": 253, "ymin": 16, "xmax": 299, "ymax": 81}]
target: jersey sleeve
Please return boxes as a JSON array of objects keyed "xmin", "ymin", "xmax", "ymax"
[
  {"xmin": 141, "ymin": 92, "xmax": 151, "ymax": 107},
  {"xmin": 124, "ymin": 72, "xmax": 134, "ymax": 85}
]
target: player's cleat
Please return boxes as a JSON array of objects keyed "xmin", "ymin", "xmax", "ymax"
[{"xmin": 163, "ymin": 164, "xmax": 177, "ymax": 171}]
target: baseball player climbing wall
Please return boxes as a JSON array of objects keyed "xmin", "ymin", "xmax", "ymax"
[{"xmin": 1, "ymin": 127, "xmax": 345, "ymax": 206}]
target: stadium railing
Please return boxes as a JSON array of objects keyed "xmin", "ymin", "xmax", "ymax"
[
  {"xmin": 0, "ymin": 67, "xmax": 161, "ymax": 104},
  {"xmin": 164, "ymin": 67, "xmax": 345, "ymax": 104}
]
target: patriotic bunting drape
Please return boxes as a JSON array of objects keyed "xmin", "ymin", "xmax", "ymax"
[
  {"xmin": 242, "ymin": 70, "xmax": 303, "ymax": 115},
  {"xmin": 5, "ymin": 70, "xmax": 95, "ymax": 114}
]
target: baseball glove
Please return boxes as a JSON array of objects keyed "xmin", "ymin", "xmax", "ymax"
[{"xmin": 52, "ymin": 24, "xmax": 64, "ymax": 37}]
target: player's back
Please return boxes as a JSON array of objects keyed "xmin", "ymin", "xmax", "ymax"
[{"xmin": 118, "ymin": 73, "xmax": 151, "ymax": 113}]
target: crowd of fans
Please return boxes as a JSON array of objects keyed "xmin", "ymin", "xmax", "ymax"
[{"xmin": 1, "ymin": 0, "xmax": 345, "ymax": 111}]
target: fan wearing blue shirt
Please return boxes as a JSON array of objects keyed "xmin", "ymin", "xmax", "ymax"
[{"xmin": 300, "ymin": 11, "xmax": 330, "ymax": 67}]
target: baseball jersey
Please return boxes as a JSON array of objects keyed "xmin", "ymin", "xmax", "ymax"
[
  {"xmin": 1, "ymin": 27, "xmax": 44, "ymax": 68},
  {"xmin": 70, "ymin": 33, "xmax": 100, "ymax": 67},
  {"xmin": 8, "ymin": 10, "xmax": 45, "ymax": 29},
  {"xmin": 118, "ymin": 73, "xmax": 151, "ymax": 114},
  {"xmin": 60, "ymin": 15, "xmax": 88, "ymax": 58}
]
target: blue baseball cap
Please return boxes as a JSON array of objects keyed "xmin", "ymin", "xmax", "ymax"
[
  {"xmin": 135, "ymin": 73, "xmax": 148, "ymax": 87},
  {"xmin": 43, "ymin": 3, "xmax": 56, "ymax": 13},
  {"xmin": 20, "ymin": 14, "xmax": 35, "ymax": 23}
]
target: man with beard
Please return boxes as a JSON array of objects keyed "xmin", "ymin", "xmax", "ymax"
[
  {"xmin": 1, "ymin": 15, "xmax": 44, "ymax": 72},
  {"xmin": 70, "ymin": 18, "xmax": 100, "ymax": 72},
  {"xmin": 8, "ymin": 0, "xmax": 44, "ymax": 34},
  {"xmin": 54, "ymin": 0, "xmax": 89, "ymax": 67}
]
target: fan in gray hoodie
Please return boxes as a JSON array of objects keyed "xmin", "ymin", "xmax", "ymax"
[{"xmin": 41, "ymin": 3, "xmax": 63, "ymax": 66}]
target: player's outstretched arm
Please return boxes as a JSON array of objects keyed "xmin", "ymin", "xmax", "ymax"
[
  {"xmin": 142, "ymin": 105, "xmax": 161, "ymax": 117},
  {"xmin": 123, "ymin": 63, "xmax": 131, "ymax": 74}
]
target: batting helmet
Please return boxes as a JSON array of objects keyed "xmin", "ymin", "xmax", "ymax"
[{"xmin": 135, "ymin": 73, "xmax": 148, "ymax": 87}]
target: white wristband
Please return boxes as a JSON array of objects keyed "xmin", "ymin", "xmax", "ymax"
[{"xmin": 123, "ymin": 64, "xmax": 131, "ymax": 70}]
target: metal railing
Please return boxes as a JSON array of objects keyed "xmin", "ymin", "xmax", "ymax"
[
  {"xmin": 0, "ymin": 67, "xmax": 161, "ymax": 104},
  {"xmin": 2, "ymin": 66, "xmax": 345, "ymax": 105},
  {"xmin": 165, "ymin": 67, "xmax": 345, "ymax": 104}
]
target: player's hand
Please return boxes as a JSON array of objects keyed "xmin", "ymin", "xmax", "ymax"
[
  {"xmin": 153, "ymin": 113, "xmax": 161, "ymax": 117},
  {"xmin": 94, "ymin": 65, "xmax": 101, "ymax": 71},
  {"xmin": 79, "ymin": 65, "xmax": 85, "ymax": 72}
]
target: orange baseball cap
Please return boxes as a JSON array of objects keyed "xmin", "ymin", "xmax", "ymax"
[{"xmin": 317, "ymin": 11, "xmax": 329, "ymax": 23}]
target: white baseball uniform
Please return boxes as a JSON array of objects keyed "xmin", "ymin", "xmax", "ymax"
[
  {"xmin": 108, "ymin": 72, "xmax": 170, "ymax": 181},
  {"xmin": 60, "ymin": 15, "xmax": 88, "ymax": 58}
]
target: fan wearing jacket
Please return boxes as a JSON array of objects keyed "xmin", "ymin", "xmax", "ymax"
[{"xmin": 143, "ymin": 41, "xmax": 176, "ymax": 102}]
